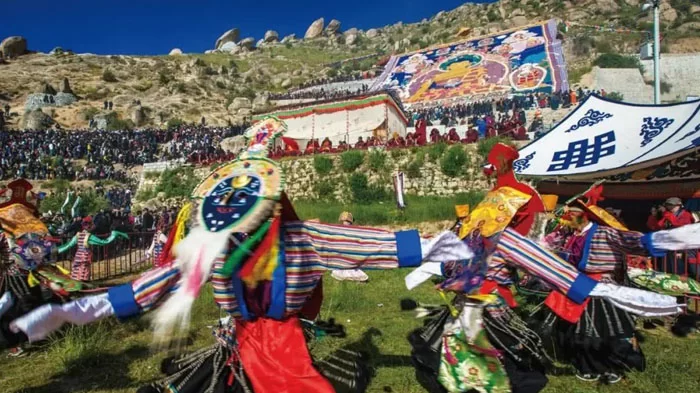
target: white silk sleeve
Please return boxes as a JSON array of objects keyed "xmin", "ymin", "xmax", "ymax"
[
  {"xmin": 649, "ymin": 223, "xmax": 700, "ymax": 251},
  {"xmin": 420, "ymin": 232, "xmax": 473, "ymax": 262},
  {"xmin": 0, "ymin": 291, "xmax": 14, "ymax": 318},
  {"xmin": 10, "ymin": 293, "xmax": 115, "ymax": 342},
  {"xmin": 590, "ymin": 283, "xmax": 683, "ymax": 317}
]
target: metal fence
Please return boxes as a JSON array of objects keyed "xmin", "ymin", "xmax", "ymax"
[
  {"xmin": 56, "ymin": 231, "xmax": 157, "ymax": 281},
  {"xmin": 650, "ymin": 251, "xmax": 700, "ymax": 312}
]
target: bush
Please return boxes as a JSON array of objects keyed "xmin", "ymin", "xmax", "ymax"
[
  {"xmin": 103, "ymin": 111, "xmax": 133, "ymax": 131},
  {"xmin": 487, "ymin": 9, "xmax": 500, "ymax": 22},
  {"xmin": 594, "ymin": 39, "xmax": 614, "ymax": 54},
  {"xmin": 660, "ymin": 81, "xmax": 672, "ymax": 94},
  {"xmin": 166, "ymin": 118, "xmax": 184, "ymax": 129},
  {"xmin": 313, "ymin": 180, "xmax": 336, "ymax": 200},
  {"xmin": 347, "ymin": 173, "xmax": 388, "ymax": 204},
  {"xmin": 340, "ymin": 150, "xmax": 364, "ymax": 172},
  {"xmin": 40, "ymin": 190, "xmax": 110, "ymax": 216},
  {"xmin": 440, "ymin": 145, "xmax": 468, "ymax": 177},
  {"xmin": 404, "ymin": 151, "xmax": 425, "ymax": 178},
  {"xmin": 477, "ymin": 136, "xmax": 513, "ymax": 159},
  {"xmin": 390, "ymin": 149, "xmax": 405, "ymax": 159},
  {"xmin": 102, "ymin": 69, "xmax": 117, "ymax": 82},
  {"xmin": 428, "ymin": 142, "xmax": 447, "ymax": 162},
  {"xmin": 368, "ymin": 150, "xmax": 387, "ymax": 171},
  {"xmin": 606, "ymin": 91, "xmax": 625, "ymax": 102},
  {"xmin": 313, "ymin": 155, "xmax": 334, "ymax": 175},
  {"xmin": 156, "ymin": 167, "xmax": 200, "ymax": 199},
  {"xmin": 158, "ymin": 71, "xmax": 171, "ymax": 85},
  {"xmin": 593, "ymin": 53, "xmax": 640, "ymax": 69}
]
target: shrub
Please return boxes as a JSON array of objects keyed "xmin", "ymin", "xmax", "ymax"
[
  {"xmin": 340, "ymin": 150, "xmax": 364, "ymax": 172},
  {"xmin": 595, "ymin": 39, "xmax": 614, "ymax": 54},
  {"xmin": 404, "ymin": 151, "xmax": 425, "ymax": 178},
  {"xmin": 593, "ymin": 53, "xmax": 640, "ymax": 69},
  {"xmin": 368, "ymin": 150, "xmax": 387, "ymax": 171},
  {"xmin": 390, "ymin": 149, "xmax": 405, "ymax": 159},
  {"xmin": 102, "ymin": 69, "xmax": 117, "ymax": 82},
  {"xmin": 487, "ymin": 9, "xmax": 500, "ymax": 22},
  {"xmin": 158, "ymin": 71, "xmax": 171, "ymax": 85},
  {"xmin": 660, "ymin": 81, "xmax": 672, "ymax": 94},
  {"xmin": 347, "ymin": 173, "xmax": 388, "ymax": 204},
  {"xmin": 166, "ymin": 118, "xmax": 184, "ymax": 129},
  {"xmin": 156, "ymin": 167, "xmax": 200, "ymax": 198},
  {"xmin": 606, "ymin": 91, "xmax": 625, "ymax": 102},
  {"xmin": 440, "ymin": 145, "xmax": 468, "ymax": 177},
  {"xmin": 428, "ymin": 142, "xmax": 447, "ymax": 162},
  {"xmin": 40, "ymin": 190, "xmax": 110, "ymax": 216},
  {"xmin": 313, "ymin": 155, "xmax": 334, "ymax": 175},
  {"xmin": 313, "ymin": 180, "xmax": 336, "ymax": 200}
]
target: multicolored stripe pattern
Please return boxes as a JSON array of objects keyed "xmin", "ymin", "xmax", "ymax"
[
  {"xmin": 583, "ymin": 226, "xmax": 646, "ymax": 273},
  {"xmin": 70, "ymin": 231, "xmax": 92, "ymax": 281},
  {"xmin": 496, "ymin": 228, "xmax": 582, "ymax": 296},
  {"xmin": 282, "ymin": 221, "xmax": 400, "ymax": 315},
  {"xmin": 131, "ymin": 265, "xmax": 181, "ymax": 312},
  {"xmin": 211, "ymin": 256, "xmax": 242, "ymax": 318},
  {"xmin": 486, "ymin": 252, "xmax": 515, "ymax": 285}
]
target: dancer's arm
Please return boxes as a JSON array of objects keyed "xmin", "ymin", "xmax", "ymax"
[
  {"xmin": 642, "ymin": 223, "xmax": 700, "ymax": 257},
  {"xmin": 88, "ymin": 231, "xmax": 129, "ymax": 246},
  {"xmin": 57, "ymin": 235, "xmax": 77, "ymax": 253},
  {"xmin": 9, "ymin": 265, "xmax": 181, "ymax": 343},
  {"xmin": 284, "ymin": 221, "xmax": 472, "ymax": 271}
]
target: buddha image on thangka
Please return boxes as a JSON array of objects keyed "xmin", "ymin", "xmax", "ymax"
[{"xmin": 381, "ymin": 23, "xmax": 559, "ymax": 105}]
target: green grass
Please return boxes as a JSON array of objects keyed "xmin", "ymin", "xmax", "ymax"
[
  {"xmin": 292, "ymin": 192, "xmax": 485, "ymax": 225},
  {"xmin": 2, "ymin": 272, "xmax": 700, "ymax": 393}
]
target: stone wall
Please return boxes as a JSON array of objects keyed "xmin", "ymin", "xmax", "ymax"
[{"xmin": 277, "ymin": 145, "xmax": 490, "ymax": 202}]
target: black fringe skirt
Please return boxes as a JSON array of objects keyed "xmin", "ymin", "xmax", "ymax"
[{"xmin": 535, "ymin": 298, "xmax": 645, "ymax": 375}]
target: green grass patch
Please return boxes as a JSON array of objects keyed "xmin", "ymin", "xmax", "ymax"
[
  {"xmin": 340, "ymin": 150, "xmax": 365, "ymax": 172},
  {"xmin": 293, "ymin": 191, "xmax": 484, "ymax": 225},
  {"xmin": 367, "ymin": 150, "xmax": 388, "ymax": 171},
  {"xmin": 313, "ymin": 155, "xmax": 334, "ymax": 175}
]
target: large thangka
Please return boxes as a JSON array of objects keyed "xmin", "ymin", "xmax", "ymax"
[{"xmin": 370, "ymin": 19, "xmax": 568, "ymax": 107}]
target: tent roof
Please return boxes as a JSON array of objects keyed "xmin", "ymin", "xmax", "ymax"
[{"xmin": 515, "ymin": 94, "xmax": 700, "ymax": 180}]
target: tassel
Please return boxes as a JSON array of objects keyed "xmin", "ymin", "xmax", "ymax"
[
  {"xmin": 238, "ymin": 217, "xmax": 280, "ymax": 287},
  {"xmin": 151, "ymin": 226, "xmax": 230, "ymax": 346},
  {"xmin": 27, "ymin": 272, "xmax": 40, "ymax": 287},
  {"xmin": 55, "ymin": 265, "xmax": 71, "ymax": 276}
]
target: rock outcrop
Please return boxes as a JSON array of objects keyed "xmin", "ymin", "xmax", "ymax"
[
  {"xmin": 168, "ymin": 48, "xmax": 183, "ymax": 56},
  {"xmin": 0, "ymin": 36, "xmax": 27, "ymax": 58},
  {"xmin": 239, "ymin": 37, "xmax": 256, "ymax": 49},
  {"xmin": 264, "ymin": 30, "xmax": 279, "ymax": 43},
  {"xmin": 61, "ymin": 77, "xmax": 73, "ymax": 94},
  {"xmin": 281, "ymin": 34, "xmax": 297, "ymax": 43},
  {"xmin": 23, "ymin": 109, "xmax": 53, "ymax": 130},
  {"xmin": 215, "ymin": 28, "xmax": 240, "ymax": 49},
  {"xmin": 366, "ymin": 29, "xmax": 380, "ymax": 38},
  {"xmin": 42, "ymin": 83, "xmax": 57, "ymax": 96},
  {"xmin": 326, "ymin": 19, "xmax": 341, "ymax": 35},
  {"xmin": 131, "ymin": 105, "xmax": 146, "ymax": 126},
  {"xmin": 305, "ymin": 18, "xmax": 325, "ymax": 39}
]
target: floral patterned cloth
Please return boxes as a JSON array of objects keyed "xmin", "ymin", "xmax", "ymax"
[{"xmin": 628, "ymin": 268, "xmax": 700, "ymax": 296}]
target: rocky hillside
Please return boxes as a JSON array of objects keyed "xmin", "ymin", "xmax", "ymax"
[{"xmin": 1, "ymin": 0, "xmax": 698, "ymax": 130}]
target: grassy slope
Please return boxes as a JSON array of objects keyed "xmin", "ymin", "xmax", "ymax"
[{"xmin": 1, "ymin": 273, "xmax": 700, "ymax": 393}]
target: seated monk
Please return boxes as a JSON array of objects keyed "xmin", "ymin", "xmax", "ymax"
[
  {"xmin": 446, "ymin": 128, "xmax": 460, "ymax": 144},
  {"xmin": 337, "ymin": 141, "xmax": 349, "ymax": 152},
  {"xmin": 320, "ymin": 137, "xmax": 332, "ymax": 153},
  {"xmin": 462, "ymin": 128, "xmax": 478, "ymax": 143},
  {"xmin": 305, "ymin": 139, "xmax": 320, "ymax": 155},
  {"xmin": 272, "ymin": 145, "xmax": 283, "ymax": 158},
  {"xmin": 284, "ymin": 143, "xmax": 300, "ymax": 156},
  {"xmin": 514, "ymin": 123, "xmax": 528, "ymax": 140},
  {"xmin": 406, "ymin": 133, "xmax": 416, "ymax": 147},
  {"xmin": 430, "ymin": 128, "xmax": 441, "ymax": 144},
  {"xmin": 486, "ymin": 126, "xmax": 498, "ymax": 138},
  {"xmin": 355, "ymin": 137, "xmax": 366, "ymax": 149}
]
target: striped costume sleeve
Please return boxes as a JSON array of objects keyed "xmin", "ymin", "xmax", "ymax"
[
  {"xmin": 495, "ymin": 228, "xmax": 597, "ymax": 304},
  {"xmin": 107, "ymin": 265, "xmax": 181, "ymax": 320},
  {"xmin": 283, "ymin": 221, "xmax": 422, "ymax": 271}
]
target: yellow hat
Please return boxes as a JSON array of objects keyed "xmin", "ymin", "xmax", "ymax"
[
  {"xmin": 541, "ymin": 195, "xmax": 559, "ymax": 212},
  {"xmin": 339, "ymin": 211, "xmax": 353, "ymax": 223},
  {"xmin": 455, "ymin": 205, "xmax": 470, "ymax": 219}
]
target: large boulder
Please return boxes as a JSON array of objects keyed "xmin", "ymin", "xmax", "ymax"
[
  {"xmin": 660, "ymin": 1, "xmax": 678, "ymax": 22},
  {"xmin": 345, "ymin": 32, "xmax": 358, "ymax": 45},
  {"xmin": 239, "ymin": 37, "xmax": 256, "ymax": 49},
  {"xmin": 131, "ymin": 105, "xmax": 146, "ymax": 126},
  {"xmin": 169, "ymin": 48, "xmax": 183, "ymax": 56},
  {"xmin": 0, "ymin": 36, "xmax": 27, "ymax": 58},
  {"xmin": 215, "ymin": 28, "xmax": 240, "ymax": 49},
  {"xmin": 326, "ymin": 19, "xmax": 341, "ymax": 35},
  {"xmin": 366, "ymin": 28, "xmax": 380, "ymax": 38},
  {"xmin": 280, "ymin": 78, "xmax": 292, "ymax": 88},
  {"xmin": 61, "ymin": 77, "xmax": 73, "ymax": 94},
  {"xmin": 23, "ymin": 109, "xmax": 53, "ymax": 130},
  {"xmin": 252, "ymin": 93, "xmax": 270, "ymax": 112},
  {"xmin": 511, "ymin": 15, "xmax": 529, "ymax": 27},
  {"xmin": 219, "ymin": 41, "xmax": 237, "ymax": 52},
  {"xmin": 305, "ymin": 18, "xmax": 325, "ymax": 39},
  {"xmin": 42, "ymin": 83, "xmax": 57, "ymax": 96},
  {"xmin": 264, "ymin": 30, "xmax": 279, "ymax": 43},
  {"xmin": 281, "ymin": 34, "xmax": 297, "ymax": 43},
  {"xmin": 228, "ymin": 97, "xmax": 252, "ymax": 112}
]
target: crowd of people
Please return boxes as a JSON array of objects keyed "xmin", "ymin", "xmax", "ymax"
[
  {"xmin": 269, "ymin": 83, "xmax": 371, "ymax": 101},
  {"xmin": 0, "ymin": 124, "xmax": 247, "ymax": 180},
  {"xmin": 286, "ymin": 73, "xmax": 370, "ymax": 93}
]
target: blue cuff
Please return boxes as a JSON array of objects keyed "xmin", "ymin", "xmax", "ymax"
[
  {"xmin": 566, "ymin": 274, "xmax": 598, "ymax": 304},
  {"xmin": 641, "ymin": 232, "xmax": 666, "ymax": 258},
  {"xmin": 107, "ymin": 284, "xmax": 141, "ymax": 321},
  {"xmin": 395, "ymin": 230, "xmax": 422, "ymax": 267}
]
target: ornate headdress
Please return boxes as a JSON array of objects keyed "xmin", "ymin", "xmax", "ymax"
[{"xmin": 153, "ymin": 117, "xmax": 289, "ymax": 341}]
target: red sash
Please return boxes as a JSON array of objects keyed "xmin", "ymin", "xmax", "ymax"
[
  {"xmin": 544, "ymin": 273, "xmax": 602, "ymax": 323},
  {"xmin": 237, "ymin": 316, "xmax": 335, "ymax": 393},
  {"xmin": 479, "ymin": 279, "xmax": 517, "ymax": 308}
]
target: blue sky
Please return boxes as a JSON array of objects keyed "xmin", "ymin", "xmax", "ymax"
[{"xmin": 1, "ymin": 0, "xmax": 494, "ymax": 55}]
